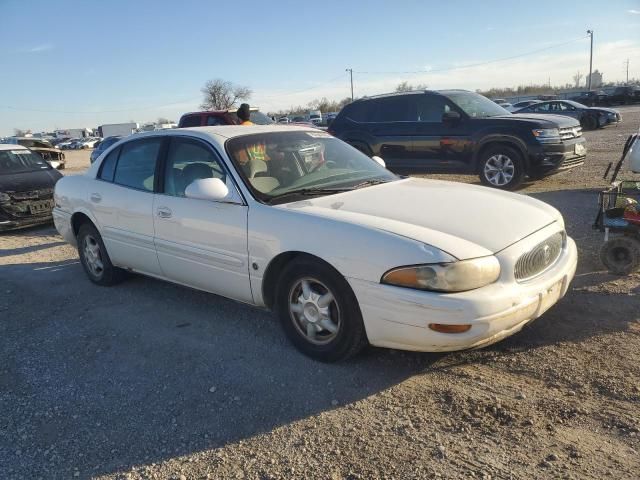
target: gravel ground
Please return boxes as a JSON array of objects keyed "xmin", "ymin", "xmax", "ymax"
[{"xmin": 1, "ymin": 108, "xmax": 639, "ymax": 480}]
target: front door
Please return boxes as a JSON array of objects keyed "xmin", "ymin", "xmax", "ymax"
[
  {"xmin": 89, "ymin": 137, "xmax": 163, "ymax": 276},
  {"xmin": 152, "ymin": 136, "xmax": 253, "ymax": 303},
  {"xmin": 411, "ymin": 95, "xmax": 473, "ymax": 170}
]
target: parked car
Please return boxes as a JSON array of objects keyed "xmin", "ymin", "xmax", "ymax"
[
  {"xmin": 0, "ymin": 144, "xmax": 62, "ymax": 230},
  {"xmin": 569, "ymin": 90, "xmax": 609, "ymax": 107},
  {"xmin": 292, "ymin": 116, "xmax": 306, "ymax": 123},
  {"xmin": 53, "ymin": 125, "xmax": 577, "ymax": 361},
  {"xmin": 508, "ymin": 100, "xmax": 541, "ymax": 112},
  {"xmin": 57, "ymin": 139, "xmax": 76, "ymax": 150},
  {"xmin": 178, "ymin": 107, "xmax": 274, "ymax": 127},
  {"xmin": 78, "ymin": 137, "xmax": 101, "ymax": 149},
  {"xmin": 513, "ymin": 100, "xmax": 621, "ymax": 130},
  {"xmin": 278, "ymin": 117, "xmax": 290, "ymax": 123},
  {"xmin": 1, "ymin": 137, "xmax": 66, "ymax": 169},
  {"xmin": 492, "ymin": 98, "xmax": 513, "ymax": 109},
  {"xmin": 608, "ymin": 86, "xmax": 640, "ymax": 105},
  {"xmin": 329, "ymin": 90, "xmax": 587, "ymax": 190},
  {"xmin": 90, "ymin": 136, "xmax": 122, "ymax": 163},
  {"xmin": 537, "ymin": 94, "xmax": 558, "ymax": 101}
]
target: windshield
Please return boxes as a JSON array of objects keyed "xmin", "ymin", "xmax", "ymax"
[
  {"xmin": 0, "ymin": 149, "xmax": 52, "ymax": 174},
  {"xmin": 249, "ymin": 111, "xmax": 274, "ymax": 125},
  {"xmin": 564, "ymin": 100, "xmax": 587, "ymax": 109},
  {"xmin": 226, "ymin": 131, "xmax": 397, "ymax": 204},
  {"xmin": 443, "ymin": 91, "xmax": 510, "ymax": 118}
]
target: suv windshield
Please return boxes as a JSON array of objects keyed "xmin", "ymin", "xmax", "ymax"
[
  {"xmin": 226, "ymin": 131, "xmax": 397, "ymax": 204},
  {"xmin": 0, "ymin": 149, "xmax": 52, "ymax": 174},
  {"xmin": 442, "ymin": 91, "xmax": 509, "ymax": 118}
]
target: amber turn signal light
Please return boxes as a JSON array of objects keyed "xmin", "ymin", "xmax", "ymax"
[{"xmin": 428, "ymin": 323, "xmax": 472, "ymax": 334}]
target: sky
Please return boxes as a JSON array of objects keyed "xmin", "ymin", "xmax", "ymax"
[{"xmin": 0, "ymin": 0, "xmax": 639, "ymax": 136}]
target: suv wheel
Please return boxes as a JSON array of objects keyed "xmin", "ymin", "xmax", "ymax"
[{"xmin": 479, "ymin": 146, "xmax": 525, "ymax": 190}]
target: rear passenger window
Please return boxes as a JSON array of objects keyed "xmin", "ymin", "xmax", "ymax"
[
  {"xmin": 206, "ymin": 116, "xmax": 226, "ymax": 126},
  {"xmin": 179, "ymin": 115, "xmax": 202, "ymax": 128},
  {"xmin": 345, "ymin": 102, "xmax": 374, "ymax": 122},
  {"xmin": 113, "ymin": 139, "xmax": 162, "ymax": 191},
  {"xmin": 98, "ymin": 147, "xmax": 120, "ymax": 182},
  {"xmin": 371, "ymin": 96, "xmax": 416, "ymax": 122}
]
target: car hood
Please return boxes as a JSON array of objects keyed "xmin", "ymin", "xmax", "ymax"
[
  {"xmin": 503, "ymin": 113, "xmax": 581, "ymax": 128},
  {"xmin": 0, "ymin": 168, "xmax": 62, "ymax": 193},
  {"xmin": 278, "ymin": 178, "xmax": 561, "ymax": 259},
  {"xmin": 587, "ymin": 107, "xmax": 619, "ymax": 115}
]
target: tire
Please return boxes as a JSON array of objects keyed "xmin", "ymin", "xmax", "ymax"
[
  {"xmin": 600, "ymin": 237, "xmax": 640, "ymax": 275},
  {"xmin": 275, "ymin": 259, "xmax": 368, "ymax": 362},
  {"xmin": 77, "ymin": 223, "xmax": 126, "ymax": 286},
  {"xmin": 478, "ymin": 145, "xmax": 525, "ymax": 190},
  {"xmin": 581, "ymin": 115, "xmax": 597, "ymax": 130}
]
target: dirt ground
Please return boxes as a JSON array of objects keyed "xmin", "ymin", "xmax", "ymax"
[{"xmin": 1, "ymin": 109, "xmax": 639, "ymax": 480}]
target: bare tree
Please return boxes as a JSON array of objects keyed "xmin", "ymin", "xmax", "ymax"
[
  {"xmin": 396, "ymin": 81, "xmax": 428, "ymax": 92},
  {"xmin": 14, "ymin": 128, "xmax": 26, "ymax": 137},
  {"xmin": 200, "ymin": 79, "xmax": 252, "ymax": 110},
  {"xmin": 157, "ymin": 117, "xmax": 170, "ymax": 124},
  {"xmin": 572, "ymin": 71, "xmax": 583, "ymax": 88}
]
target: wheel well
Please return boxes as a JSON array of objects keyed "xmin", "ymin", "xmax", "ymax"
[
  {"xmin": 261, "ymin": 251, "xmax": 338, "ymax": 309},
  {"xmin": 475, "ymin": 141, "xmax": 528, "ymax": 173},
  {"xmin": 71, "ymin": 212, "xmax": 95, "ymax": 237}
]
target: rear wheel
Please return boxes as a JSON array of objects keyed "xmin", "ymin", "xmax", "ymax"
[
  {"xmin": 77, "ymin": 223, "xmax": 126, "ymax": 286},
  {"xmin": 600, "ymin": 237, "xmax": 640, "ymax": 275},
  {"xmin": 478, "ymin": 146, "xmax": 525, "ymax": 190},
  {"xmin": 275, "ymin": 259, "xmax": 368, "ymax": 362}
]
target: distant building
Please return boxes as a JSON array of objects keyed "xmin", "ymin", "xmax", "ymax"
[{"xmin": 587, "ymin": 70, "xmax": 603, "ymax": 88}]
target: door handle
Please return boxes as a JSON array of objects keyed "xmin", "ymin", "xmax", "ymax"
[
  {"xmin": 90, "ymin": 193, "xmax": 102, "ymax": 203},
  {"xmin": 156, "ymin": 207, "xmax": 172, "ymax": 219}
]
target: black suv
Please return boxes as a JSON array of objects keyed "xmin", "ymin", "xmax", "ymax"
[
  {"xmin": 329, "ymin": 90, "xmax": 587, "ymax": 189},
  {"xmin": 608, "ymin": 86, "xmax": 640, "ymax": 105}
]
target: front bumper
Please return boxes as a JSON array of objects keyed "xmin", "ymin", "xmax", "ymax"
[
  {"xmin": 0, "ymin": 213, "xmax": 53, "ymax": 231},
  {"xmin": 528, "ymin": 137, "xmax": 586, "ymax": 177},
  {"xmin": 348, "ymin": 226, "xmax": 578, "ymax": 352},
  {"xmin": 52, "ymin": 208, "xmax": 76, "ymax": 246}
]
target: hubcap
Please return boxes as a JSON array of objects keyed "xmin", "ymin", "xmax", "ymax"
[
  {"xmin": 484, "ymin": 154, "xmax": 515, "ymax": 186},
  {"xmin": 83, "ymin": 235, "xmax": 104, "ymax": 277},
  {"xmin": 289, "ymin": 278, "xmax": 340, "ymax": 345}
]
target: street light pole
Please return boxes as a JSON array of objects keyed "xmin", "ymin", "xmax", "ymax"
[
  {"xmin": 346, "ymin": 68, "xmax": 354, "ymax": 101},
  {"xmin": 625, "ymin": 58, "xmax": 630, "ymax": 84},
  {"xmin": 587, "ymin": 30, "xmax": 594, "ymax": 90}
]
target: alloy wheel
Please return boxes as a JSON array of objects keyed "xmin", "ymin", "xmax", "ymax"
[
  {"xmin": 83, "ymin": 235, "xmax": 104, "ymax": 278},
  {"xmin": 484, "ymin": 154, "xmax": 515, "ymax": 186},
  {"xmin": 288, "ymin": 277, "xmax": 341, "ymax": 345}
]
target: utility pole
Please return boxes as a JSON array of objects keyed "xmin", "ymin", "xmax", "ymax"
[
  {"xmin": 587, "ymin": 30, "xmax": 594, "ymax": 90},
  {"xmin": 346, "ymin": 68, "xmax": 354, "ymax": 101},
  {"xmin": 625, "ymin": 58, "xmax": 630, "ymax": 84}
]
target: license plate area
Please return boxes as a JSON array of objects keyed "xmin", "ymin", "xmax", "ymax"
[
  {"xmin": 538, "ymin": 279, "xmax": 563, "ymax": 316},
  {"xmin": 29, "ymin": 200, "xmax": 53, "ymax": 215},
  {"xmin": 574, "ymin": 143, "xmax": 586, "ymax": 155}
]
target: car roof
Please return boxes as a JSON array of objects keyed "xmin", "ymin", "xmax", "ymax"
[
  {"xmin": 352, "ymin": 89, "xmax": 472, "ymax": 102},
  {"xmin": 0, "ymin": 143, "xmax": 28, "ymax": 151}
]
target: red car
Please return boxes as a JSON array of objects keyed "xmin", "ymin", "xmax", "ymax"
[{"xmin": 178, "ymin": 108, "xmax": 274, "ymax": 127}]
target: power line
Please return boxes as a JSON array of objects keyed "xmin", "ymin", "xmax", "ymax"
[
  {"xmin": 257, "ymin": 73, "xmax": 347, "ymax": 99},
  {"xmin": 354, "ymin": 35, "xmax": 589, "ymax": 75}
]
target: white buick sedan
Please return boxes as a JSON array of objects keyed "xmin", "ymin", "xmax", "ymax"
[{"xmin": 53, "ymin": 125, "xmax": 577, "ymax": 361}]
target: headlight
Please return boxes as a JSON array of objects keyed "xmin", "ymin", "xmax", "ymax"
[
  {"xmin": 381, "ymin": 256, "xmax": 501, "ymax": 292},
  {"xmin": 0, "ymin": 192, "xmax": 10, "ymax": 203},
  {"xmin": 532, "ymin": 128, "xmax": 560, "ymax": 143}
]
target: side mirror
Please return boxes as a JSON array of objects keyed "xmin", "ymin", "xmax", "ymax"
[
  {"xmin": 442, "ymin": 111, "xmax": 461, "ymax": 123},
  {"xmin": 371, "ymin": 155, "xmax": 386, "ymax": 168},
  {"xmin": 185, "ymin": 177, "xmax": 229, "ymax": 201}
]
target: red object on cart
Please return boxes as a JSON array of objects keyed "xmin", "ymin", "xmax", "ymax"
[{"xmin": 623, "ymin": 209, "xmax": 640, "ymax": 225}]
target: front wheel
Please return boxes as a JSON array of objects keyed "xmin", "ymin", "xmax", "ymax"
[
  {"xmin": 581, "ymin": 115, "xmax": 598, "ymax": 130},
  {"xmin": 478, "ymin": 146, "xmax": 525, "ymax": 190},
  {"xmin": 275, "ymin": 259, "xmax": 368, "ymax": 362}
]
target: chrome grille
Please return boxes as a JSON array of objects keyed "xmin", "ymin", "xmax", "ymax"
[
  {"xmin": 515, "ymin": 232, "xmax": 564, "ymax": 281},
  {"xmin": 559, "ymin": 126, "xmax": 582, "ymax": 140}
]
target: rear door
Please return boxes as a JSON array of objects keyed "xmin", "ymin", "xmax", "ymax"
[
  {"xmin": 411, "ymin": 95, "xmax": 473, "ymax": 170},
  {"xmin": 366, "ymin": 96, "xmax": 415, "ymax": 168},
  {"xmin": 152, "ymin": 136, "xmax": 252, "ymax": 303},
  {"xmin": 89, "ymin": 137, "xmax": 163, "ymax": 275}
]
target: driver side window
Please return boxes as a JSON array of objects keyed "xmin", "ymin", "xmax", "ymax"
[{"xmin": 163, "ymin": 138, "xmax": 226, "ymax": 197}]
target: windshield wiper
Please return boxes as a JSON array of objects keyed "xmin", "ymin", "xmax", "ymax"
[
  {"xmin": 349, "ymin": 179, "xmax": 390, "ymax": 189},
  {"xmin": 266, "ymin": 187, "xmax": 350, "ymax": 204}
]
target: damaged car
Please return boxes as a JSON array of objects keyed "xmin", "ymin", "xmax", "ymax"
[
  {"xmin": 2, "ymin": 137, "xmax": 66, "ymax": 169},
  {"xmin": 0, "ymin": 144, "xmax": 62, "ymax": 231}
]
